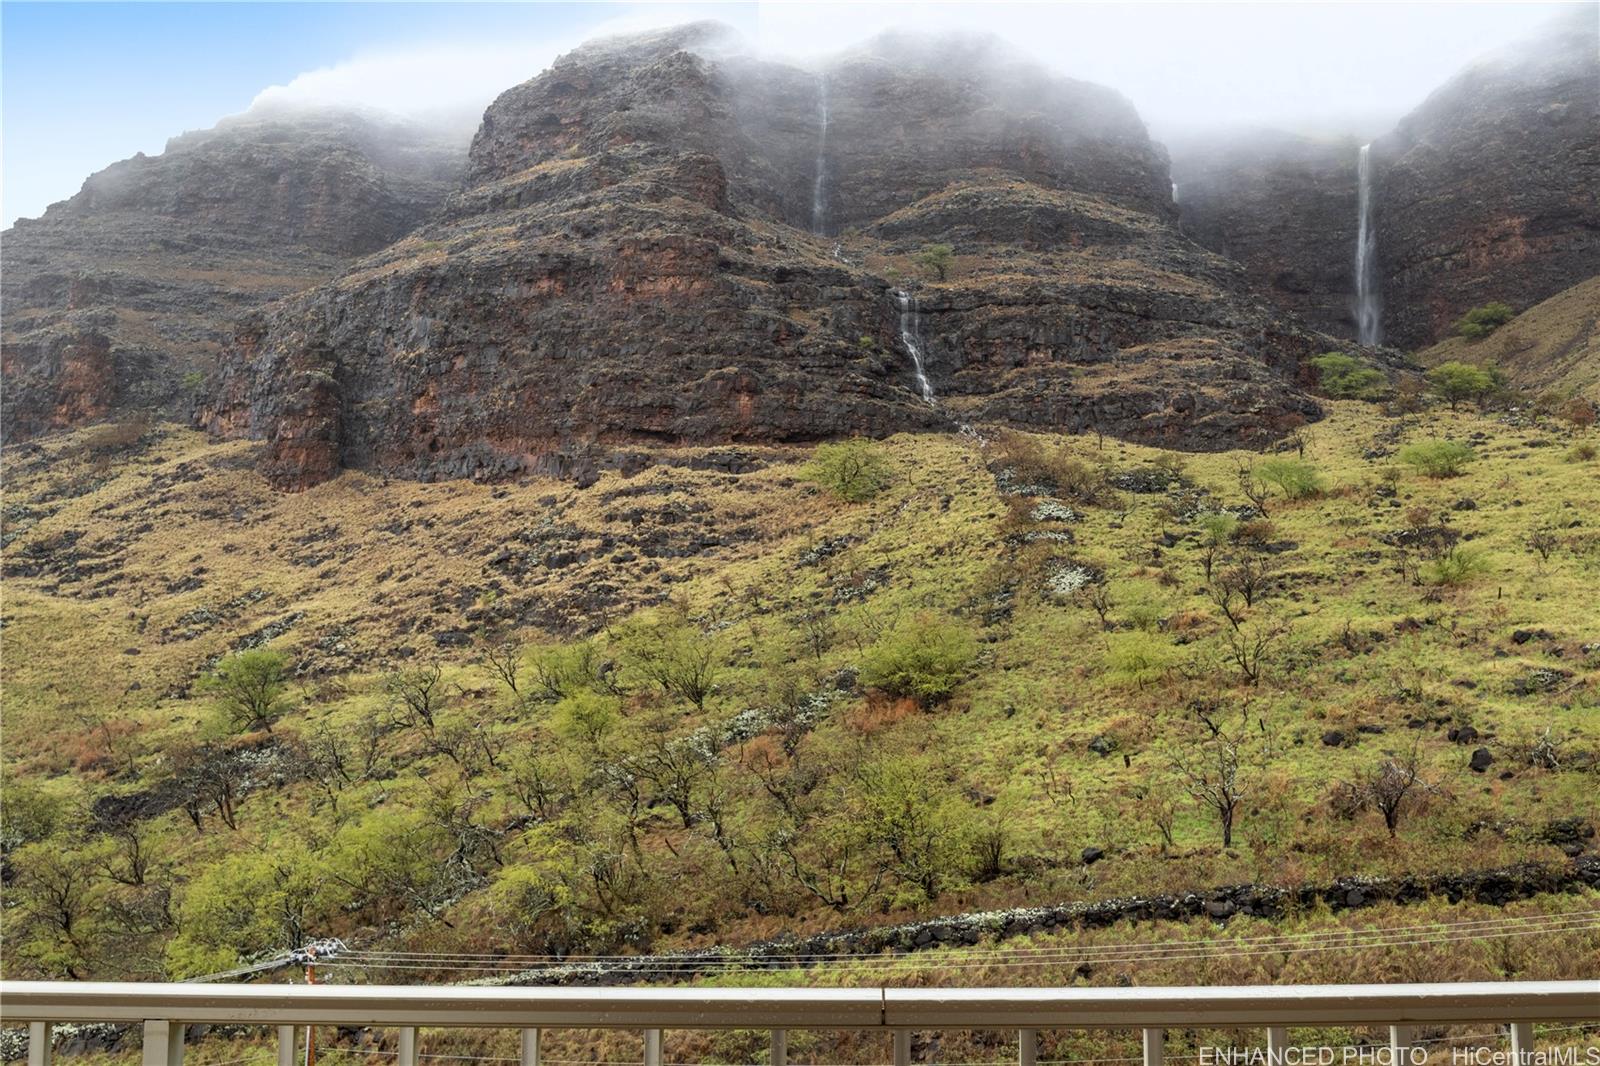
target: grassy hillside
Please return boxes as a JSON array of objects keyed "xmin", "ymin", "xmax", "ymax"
[
  {"xmin": 2, "ymin": 400, "xmax": 1597, "ymax": 986},
  {"xmin": 1417, "ymin": 276, "xmax": 1600, "ymax": 400}
]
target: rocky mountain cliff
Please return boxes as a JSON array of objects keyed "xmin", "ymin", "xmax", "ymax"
[
  {"xmin": 1170, "ymin": 130, "xmax": 1360, "ymax": 339},
  {"xmin": 1370, "ymin": 11, "xmax": 1600, "ymax": 349},
  {"xmin": 0, "ymin": 108, "xmax": 468, "ymax": 440},
  {"xmin": 202, "ymin": 23, "xmax": 1337, "ymax": 489},
  {"xmin": 1172, "ymin": 10, "xmax": 1598, "ymax": 351}
]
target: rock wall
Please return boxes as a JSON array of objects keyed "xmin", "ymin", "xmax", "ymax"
[
  {"xmin": 0, "ymin": 108, "xmax": 468, "ymax": 440},
  {"xmin": 205, "ymin": 24, "xmax": 1338, "ymax": 489},
  {"xmin": 1171, "ymin": 130, "xmax": 1360, "ymax": 339},
  {"xmin": 1370, "ymin": 10, "xmax": 1600, "ymax": 349},
  {"xmin": 1169, "ymin": 11, "xmax": 1600, "ymax": 351}
]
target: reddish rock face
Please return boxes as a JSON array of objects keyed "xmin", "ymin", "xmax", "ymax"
[
  {"xmin": 1170, "ymin": 11, "xmax": 1598, "ymax": 351},
  {"xmin": 207, "ymin": 23, "xmax": 1338, "ymax": 489},
  {"xmin": 1370, "ymin": 11, "xmax": 1600, "ymax": 350},
  {"xmin": 0, "ymin": 108, "xmax": 467, "ymax": 441}
]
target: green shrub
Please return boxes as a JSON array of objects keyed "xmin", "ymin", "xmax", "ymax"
[
  {"xmin": 1423, "ymin": 546, "xmax": 1491, "ymax": 587},
  {"xmin": 199, "ymin": 649, "xmax": 293, "ymax": 733},
  {"xmin": 1398, "ymin": 439, "xmax": 1475, "ymax": 478},
  {"xmin": 859, "ymin": 613, "xmax": 978, "ymax": 703},
  {"xmin": 1425, "ymin": 361, "xmax": 1496, "ymax": 409},
  {"xmin": 1452, "ymin": 302, "xmax": 1515, "ymax": 340},
  {"xmin": 1256, "ymin": 458, "xmax": 1324, "ymax": 500},
  {"xmin": 1104, "ymin": 631, "xmax": 1175, "ymax": 686},
  {"xmin": 1310, "ymin": 353, "xmax": 1386, "ymax": 399},
  {"xmin": 802, "ymin": 438, "xmax": 893, "ymax": 502},
  {"xmin": 914, "ymin": 243, "xmax": 954, "ymax": 281},
  {"xmin": 1566, "ymin": 441, "xmax": 1598, "ymax": 463}
]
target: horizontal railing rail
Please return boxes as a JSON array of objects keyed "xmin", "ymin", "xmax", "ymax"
[{"xmin": 2, "ymin": 981, "xmax": 1595, "ymax": 1066}]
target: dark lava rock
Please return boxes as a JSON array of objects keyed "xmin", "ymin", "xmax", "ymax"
[
  {"xmin": 1088, "ymin": 734, "xmax": 1118, "ymax": 756},
  {"xmin": 198, "ymin": 23, "xmax": 1338, "ymax": 490},
  {"xmin": 1469, "ymin": 747, "xmax": 1495, "ymax": 773},
  {"xmin": 1170, "ymin": 11, "xmax": 1597, "ymax": 349},
  {"xmin": 1081, "ymin": 846, "xmax": 1105, "ymax": 865},
  {"xmin": 2, "ymin": 107, "xmax": 468, "ymax": 440},
  {"xmin": 1321, "ymin": 729, "xmax": 1347, "ymax": 747},
  {"xmin": 1450, "ymin": 724, "xmax": 1481, "ymax": 745}
]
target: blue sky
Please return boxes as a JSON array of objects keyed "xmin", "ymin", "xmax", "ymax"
[{"xmin": 1, "ymin": 1, "xmax": 1586, "ymax": 227}]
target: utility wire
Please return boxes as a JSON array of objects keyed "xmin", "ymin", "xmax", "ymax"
[
  {"xmin": 315, "ymin": 913, "xmax": 1598, "ymax": 976},
  {"xmin": 326, "ymin": 909, "xmax": 1600, "ymax": 967}
]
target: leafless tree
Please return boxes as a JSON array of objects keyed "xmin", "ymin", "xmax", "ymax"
[
  {"xmin": 481, "ymin": 641, "xmax": 525, "ymax": 696},
  {"xmin": 1173, "ymin": 729, "xmax": 1249, "ymax": 848}
]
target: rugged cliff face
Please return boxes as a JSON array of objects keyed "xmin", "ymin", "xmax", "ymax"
[
  {"xmin": 1170, "ymin": 130, "xmax": 1360, "ymax": 339},
  {"xmin": 1370, "ymin": 11, "xmax": 1600, "ymax": 350},
  {"xmin": 1170, "ymin": 11, "xmax": 1599, "ymax": 351},
  {"xmin": 0, "ymin": 108, "xmax": 467, "ymax": 440},
  {"xmin": 204, "ymin": 23, "xmax": 1336, "ymax": 489}
]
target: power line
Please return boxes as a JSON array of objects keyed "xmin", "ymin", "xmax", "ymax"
[
  {"xmin": 316, "ymin": 913, "xmax": 1598, "ymax": 978},
  {"xmin": 328, "ymin": 909, "xmax": 1599, "ymax": 967}
]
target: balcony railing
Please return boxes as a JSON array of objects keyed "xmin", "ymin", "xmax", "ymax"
[{"xmin": 3, "ymin": 981, "xmax": 1596, "ymax": 1066}]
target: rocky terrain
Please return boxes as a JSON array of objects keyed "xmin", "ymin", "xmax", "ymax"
[
  {"xmin": 1170, "ymin": 129, "xmax": 1360, "ymax": 339},
  {"xmin": 1172, "ymin": 10, "xmax": 1599, "ymax": 351},
  {"xmin": 0, "ymin": 107, "xmax": 468, "ymax": 440},
  {"xmin": 200, "ymin": 24, "xmax": 1342, "ymax": 490},
  {"xmin": 1370, "ymin": 10, "xmax": 1600, "ymax": 349},
  {"xmin": 1417, "ymin": 275, "xmax": 1600, "ymax": 400}
]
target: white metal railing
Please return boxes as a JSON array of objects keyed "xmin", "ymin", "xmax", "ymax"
[{"xmin": 2, "ymin": 981, "xmax": 1595, "ymax": 1066}]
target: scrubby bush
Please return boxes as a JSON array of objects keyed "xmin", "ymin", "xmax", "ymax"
[
  {"xmin": 914, "ymin": 243, "xmax": 954, "ymax": 281},
  {"xmin": 802, "ymin": 438, "xmax": 893, "ymax": 502},
  {"xmin": 1423, "ymin": 546, "xmax": 1491, "ymax": 586},
  {"xmin": 1567, "ymin": 441, "xmax": 1598, "ymax": 463},
  {"xmin": 1256, "ymin": 458, "xmax": 1324, "ymax": 500},
  {"xmin": 200, "ymin": 649, "xmax": 293, "ymax": 733},
  {"xmin": 1558, "ymin": 398, "xmax": 1597, "ymax": 431},
  {"xmin": 1310, "ymin": 353, "xmax": 1385, "ymax": 399},
  {"xmin": 1452, "ymin": 302, "xmax": 1515, "ymax": 340},
  {"xmin": 1104, "ymin": 631, "xmax": 1175, "ymax": 686},
  {"xmin": 1426, "ymin": 361, "xmax": 1496, "ymax": 409},
  {"xmin": 991, "ymin": 431, "xmax": 1109, "ymax": 504},
  {"xmin": 1398, "ymin": 439, "xmax": 1475, "ymax": 478},
  {"xmin": 859, "ymin": 613, "xmax": 978, "ymax": 703}
]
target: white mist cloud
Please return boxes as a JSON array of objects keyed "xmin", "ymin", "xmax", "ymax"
[{"xmin": 246, "ymin": 8, "xmax": 725, "ymax": 124}]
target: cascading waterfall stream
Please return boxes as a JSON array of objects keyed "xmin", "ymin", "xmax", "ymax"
[
  {"xmin": 1354, "ymin": 143, "xmax": 1382, "ymax": 346},
  {"xmin": 811, "ymin": 76, "xmax": 829, "ymax": 235},
  {"xmin": 893, "ymin": 290, "xmax": 936, "ymax": 403}
]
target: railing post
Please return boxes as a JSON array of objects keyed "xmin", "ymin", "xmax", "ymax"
[
  {"xmin": 277, "ymin": 1027, "xmax": 296, "ymax": 1066},
  {"xmin": 1267, "ymin": 1028, "xmax": 1289, "ymax": 1066},
  {"xmin": 644, "ymin": 1029, "xmax": 662, "ymax": 1066},
  {"xmin": 398, "ymin": 1028, "xmax": 418, "ymax": 1066},
  {"xmin": 1019, "ymin": 1029, "xmax": 1038, "ymax": 1066},
  {"xmin": 893, "ymin": 1030, "xmax": 911, "ymax": 1066},
  {"xmin": 1510, "ymin": 1024, "xmax": 1535, "ymax": 1066},
  {"xmin": 142, "ymin": 1021, "xmax": 184, "ymax": 1066},
  {"xmin": 1389, "ymin": 1026, "xmax": 1413, "ymax": 1064},
  {"xmin": 769, "ymin": 1030, "xmax": 786, "ymax": 1066},
  {"xmin": 521, "ymin": 1029, "xmax": 541, "ymax": 1066},
  {"xmin": 1143, "ymin": 1028, "xmax": 1165, "ymax": 1066},
  {"xmin": 27, "ymin": 1023, "xmax": 51, "ymax": 1066}
]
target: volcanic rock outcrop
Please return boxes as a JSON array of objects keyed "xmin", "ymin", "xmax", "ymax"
[
  {"xmin": 1370, "ymin": 10, "xmax": 1600, "ymax": 349},
  {"xmin": 1, "ymin": 107, "xmax": 468, "ymax": 440},
  {"xmin": 1170, "ymin": 130, "xmax": 1361, "ymax": 339},
  {"xmin": 204, "ymin": 23, "xmax": 1338, "ymax": 489},
  {"xmin": 1172, "ymin": 11, "xmax": 1599, "ymax": 351}
]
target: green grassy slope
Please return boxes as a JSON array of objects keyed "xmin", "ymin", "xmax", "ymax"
[{"xmin": 1, "ymin": 401, "xmax": 1597, "ymax": 984}]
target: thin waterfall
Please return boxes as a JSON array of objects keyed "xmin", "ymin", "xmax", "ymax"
[
  {"xmin": 893, "ymin": 290, "xmax": 935, "ymax": 403},
  {"xmin": 1354, "ymin": 143, "xmax": 1382, "ymax": 346},
  {"xmin": 811, "ymin": 76, "xmax": 829, "ymax": 235}
]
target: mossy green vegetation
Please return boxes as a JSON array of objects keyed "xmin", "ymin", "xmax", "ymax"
[{"xmin": 1, "ymin": 400, "xmax": 1597, "ymax": 985}]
